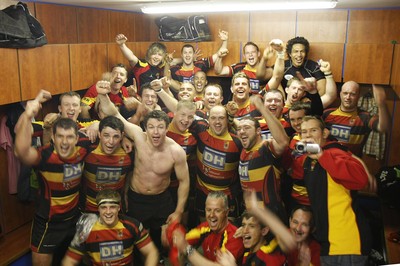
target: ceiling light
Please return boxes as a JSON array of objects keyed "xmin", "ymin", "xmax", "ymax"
[{"xmin": 141, "ymin": 0, "xmax": 338, "ymax": 14}]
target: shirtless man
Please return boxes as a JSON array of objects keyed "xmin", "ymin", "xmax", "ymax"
[{"xmin": 95, "ymin": 80, "xmax": 190, "ymax": 253}]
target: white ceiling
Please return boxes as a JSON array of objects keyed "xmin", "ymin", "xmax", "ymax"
[{"xmin": 5, "ymin": 0, "xmax": 400, "ymax": 13}]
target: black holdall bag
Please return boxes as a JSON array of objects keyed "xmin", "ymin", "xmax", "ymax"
[
  {"xmin": 155, "ymin": 15, "xmax": 211, "ymax": 42},
  {"xmin": 156, "ymin": 16, "xmax": 193, "ymax": 41},
  {"xmin": 0, "ymin": 2, "xmax": 47, "ymax": 48},
  {"xmin": 187, "ymin": 15, "xmax": 211, "ymax": 41}
]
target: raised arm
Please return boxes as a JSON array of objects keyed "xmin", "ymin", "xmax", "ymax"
[
  {"xmin": 213, "ymin": 32, "xmax": 230, "ymax": 76},
  {"xmin": 256, "ymin": 39, "xmax": 283, "ymax": 82},
  {"xmin": 244, "ymin": 190, "xmax": 296, "ymax": 253},
  {"xmin": 166, "ymin": 144, "xmax": 189, "ymax": 224},
  {"xmin": 115, "ymin": 34, "xmax": 139, "ymax": 67},
  {"xmin": 15, "ymin": 90, "xmax": 52, "ymax": 165},
  {"xmin": 319, "ymin": 60, "xmax": 337, "ymax": 108},
  {"xmin": 211, "ymin": 30, "xmax": 229, "ymax": 63},
  {"xmin": 96, "ymin": 80, "xmax": 144, "ymax": 142},
  {"xmin": 266, "ymin": 40, "xmax": 285, "ymax": 92},
  {"xmin": 373, "ymin": 84, "xmax": 391, "ymax": 133},
  {"xmin": 150, "ymin": 77, "xmax": 179, "ymax": 112},
  {"xmin": 251, "ymin": 95, "xmax": 289, "ymax": 155}
]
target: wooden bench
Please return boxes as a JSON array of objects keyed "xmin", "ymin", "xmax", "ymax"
[{"xmin": 0, "ymin": 222, "xmax": 31, "ymax": 265}]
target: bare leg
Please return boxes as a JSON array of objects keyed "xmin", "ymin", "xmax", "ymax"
[{"xmin": 32, "ymin": 251, "xmax": 53, "ymax": 266}]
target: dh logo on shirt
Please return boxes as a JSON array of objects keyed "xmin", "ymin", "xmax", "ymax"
[
  {"xmin": 203, "ymin": 146, "xmax": 226, "ymax": 170},
  {"xmin": 99, "ymin": 241, "xmax": 124, "ymax": 261}
]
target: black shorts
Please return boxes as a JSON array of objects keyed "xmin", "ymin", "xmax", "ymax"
[
  {"xmin": 127, "ymin": 189, "xmax": 175, "ymax": 252},
  {"xmin": 127, "ymin": 188, "xmax": 175, "ymax": 230},
  {"xmin": 31, "ymin": 215, "xmax": 78, "ymax": 253}
]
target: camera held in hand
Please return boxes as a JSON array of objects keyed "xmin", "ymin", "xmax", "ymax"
[{"xmin": 295, "ymin": 142, "xmax": 321, "ymax": 154}]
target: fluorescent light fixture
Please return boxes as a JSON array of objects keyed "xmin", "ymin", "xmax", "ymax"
[{"xmin": 141, "ymin": 0, "xmax": 338, "ymax": 14}]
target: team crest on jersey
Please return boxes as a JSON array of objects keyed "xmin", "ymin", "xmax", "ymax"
[
  {"xmin": 330, "ymin": 124, "xmax": 351, "ymax": 142},
  {"xmin": 203, "ymin": 147, "xmax": 226, "ymax": 170},
  {"xmin": 99, "ymin": 241, "xmax": 123, "ymax": 261},
  {"xmin": 349, "ymin": 118, "xmax": 356, "ymax": 126},
  {"xmin": 117, "ymin": 230, "xmax": 123, "ymax": 239},
  {"xmin": 224, "ymin": 141, "xmax": 230, "ymax": 150},
  {"xmin": 96, "ymin": 167, "xmax": 122, "ymax": 183},
  {"xmin": 239, "ymin": 161, "xmax": 249, "ymax": 181},
  {"xmin": 184, "ymin": 137, "xmax": 189, "ymax": 145},
  {"xmin": 118, "ymin": 157, "xmax": 125, "ymax": 165}
]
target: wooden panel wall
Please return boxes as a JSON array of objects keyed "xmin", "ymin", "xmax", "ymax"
[
  {"xmin": 207, "ymin": 12, "xmax": 250, "ymax": 41},
  {"xmin": 344, "ymin": 43, "xmax": 394, "ymax": 84},
  {"xmin": 18, "ymin": 45, "xmax": 71, "ymax": 100},
  {"xmin": 35, "ymin": 4, "xmax": 78, "ymax": 44},
  {"xmin": 70, "ymin": 44, "xmax": 108, "ymax": 91},
  {"xmin": 249, "ymin": 11, "xmax": 296, "ymax": 43},
  {"xmin": 0, "ymin": 49, "xmax": 21, "ymax": 105},
  {"xmin": 391, "ymin": 45, "xmax": 400, "ymax": 94},
  {"xmin": 348, "ymin": 10, "xmax": 400, "ymax": 44},
  {"xmin": 297, "ymin": 10, "xmax": 348, "ymax": 43},
  {"xmin": 307, "ymin": 43, "xmax": 344, "ymax": 83},
  {"xmin": 77, "ymin": 8, "xmax": 110, "ymax": 43}
]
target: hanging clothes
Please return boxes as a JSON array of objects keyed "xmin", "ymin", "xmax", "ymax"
[
  {"xmin": 358, "ymin": 91, "xmax": 386, "ymax": 160},
  {"xmin": 0, "ymin": 115, "xmax": 21, "ymax": 194}
]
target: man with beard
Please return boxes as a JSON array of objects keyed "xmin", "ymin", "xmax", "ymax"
[
  {"xmin": 237, "ymin": 96, "xmax": 289, "ymax": 222},
  {"xmin": 282, "ymin": 36, "xmax": 326, "ymax": 96},
  {"xmin": 80, "ymin": 64, "xmax": 135, "ymax": 119},
  {"xmin": 62, "ymin": 189, "xmax": 159, "ymax": 266},
  {"xmin": 95, "ymin": 81, "xmax": 190, "ymax": 257},
  {"xmin": 215, "ymin": 39, "xmax": 273, "ymax": 94}
]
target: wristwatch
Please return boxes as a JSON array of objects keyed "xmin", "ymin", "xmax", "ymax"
[{"xmin": 185, "ymin": 245, "xmax": 195, "ymax": 257}]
